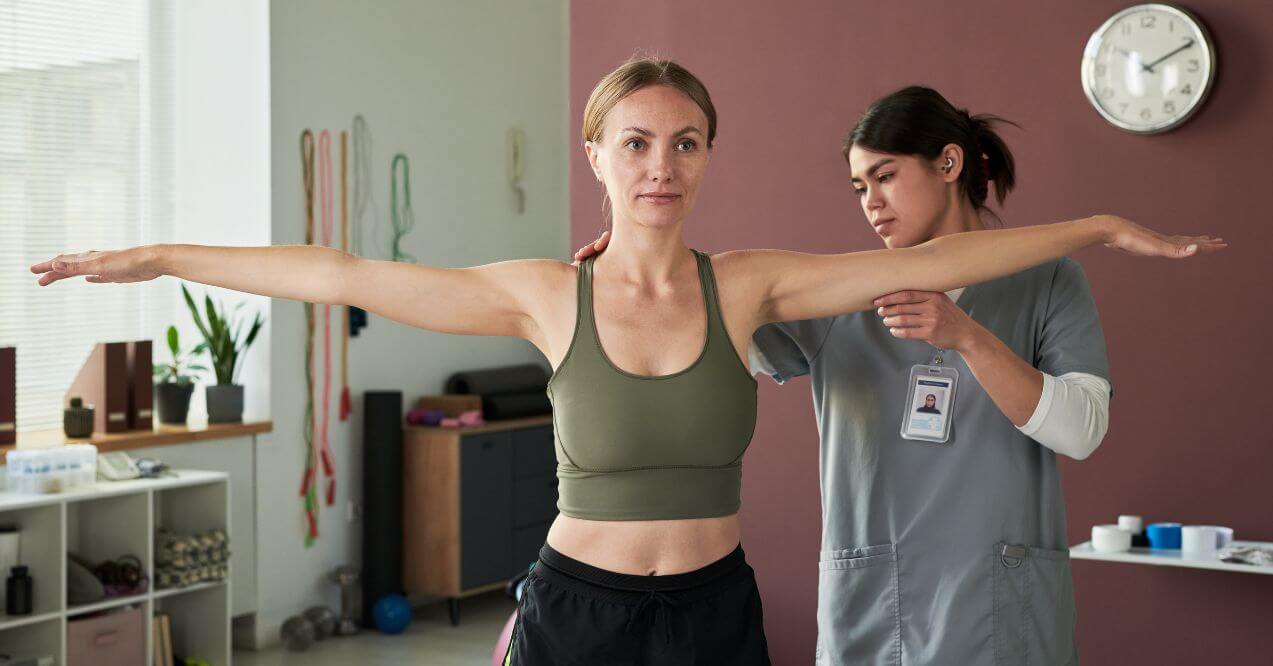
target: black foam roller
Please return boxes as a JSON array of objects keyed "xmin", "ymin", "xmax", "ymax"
[{"xmin": 361, "ymin": 390, "xmax": 403, "ymax": 627}]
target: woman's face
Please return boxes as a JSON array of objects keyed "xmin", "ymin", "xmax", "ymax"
[
  {"xmin": 847, "ymin": 144, "xmax": 956, "ymax": 249},
  {"xmin": 585, "ymin": 85, "xmax": 710, "ymax": 232}
]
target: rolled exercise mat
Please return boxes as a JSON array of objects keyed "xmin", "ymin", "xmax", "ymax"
[
  {"xmin": 361, "ymin": 390, "xmax": 403, "ymax": 627},
  {"xmin": 445, "ymin": 364, "xmax": 549, "ymax": 397},
  {"xmin": 1091, "ymin": 525, "xmax": 1132, "ymax": 553},
  {"xmin": 481, "ymin": 391, "xmax": 551, "ymax": 421},
  {"xmin": 1146, "ymin": 522, "xmax": 1182, "ymax": 550}
]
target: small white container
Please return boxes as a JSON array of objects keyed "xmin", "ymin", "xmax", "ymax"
[
  {"xmin": 1118, "ymin": 515, "xmax": 1143, "ymax": 534},
  {"xmin": 1182, "ymin": 526, "xmax": 1220, "ymax": 553},
  {"xmin": 1091, "ymin": 524, "xmax": 1132, "ymax": 553}
]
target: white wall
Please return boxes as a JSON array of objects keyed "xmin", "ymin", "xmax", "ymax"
[
  {"xmin": 166, "ymin": 0, "xmax": 272, "ymax": 424},
  {"xmin": 256, "ymin": 0, "xmax": 568, "ymax": 647}
]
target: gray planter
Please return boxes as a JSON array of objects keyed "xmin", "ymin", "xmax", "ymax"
[
  {"xmin": 155, "ymin": 382, "xmax": 195, "ymax": 425},
  {"xmin": 206, "ymin": 384, "xmax": 245, "ymax": 423}
]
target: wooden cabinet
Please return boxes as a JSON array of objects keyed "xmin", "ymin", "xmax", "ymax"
[{"xmin": 403, "ymin": 416, "xmax": 556, "ymax": 624}]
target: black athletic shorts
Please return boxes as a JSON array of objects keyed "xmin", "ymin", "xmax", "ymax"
[{"xmin": 504, "ymin": 543, "xmax": 770, "ymax": 665}]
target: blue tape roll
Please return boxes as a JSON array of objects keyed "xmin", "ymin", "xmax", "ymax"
[{"xmin": 1146, "ymin": 522, "xmax": 1182, "ymax": 549}]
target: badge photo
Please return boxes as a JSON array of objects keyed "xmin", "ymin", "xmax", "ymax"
[{"xmin": 901, "ymin": 364, "xmax": 959, "ymax": 443}]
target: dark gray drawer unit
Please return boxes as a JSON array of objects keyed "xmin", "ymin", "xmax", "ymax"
[{"xmin": 404, "ymin": 418, "xmax": 557, "ymax": 626}]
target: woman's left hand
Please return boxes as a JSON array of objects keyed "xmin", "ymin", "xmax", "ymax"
[
  {"xmin": 874, "ymin": 290, "xmax": 982, "ymax": 351},
  {"xmin": 1098, "ymin": 215, "xmax": 1227, "ymax": 258}
]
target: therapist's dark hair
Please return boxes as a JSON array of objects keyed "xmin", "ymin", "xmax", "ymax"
[{"xmin": 846, "ymin": 86, "xmax": 1017, "ymax": 210}]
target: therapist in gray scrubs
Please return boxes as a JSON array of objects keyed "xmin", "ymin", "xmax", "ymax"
[{"xmin": 750, "ymin": 87, "xmax": 1111, "ymax": 665}]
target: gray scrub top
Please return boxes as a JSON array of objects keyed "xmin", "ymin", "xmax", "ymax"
[{"xmin": 754, "ymin": 258, "xmax": 1110, "ymax": 666}]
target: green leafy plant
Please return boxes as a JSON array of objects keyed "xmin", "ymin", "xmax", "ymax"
[
  {"xmin": 181, "ymin": 283, "xmax": 265, "ymax": 386},
  {"xmin": 152, "ymin": 325, "xmax": 209, "ymax": 385}
]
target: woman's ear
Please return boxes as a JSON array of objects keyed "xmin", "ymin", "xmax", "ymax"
[
  {"xmin": 936, "ymin": 143, "xmax": 965, "ymax": 184},
  {"xmin": 584, "ymin": 141, "xmax": 604, "ymax": 182}
]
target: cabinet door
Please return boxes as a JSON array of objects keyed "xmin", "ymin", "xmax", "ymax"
[
  {"xmin": 512, "ymin": 425, "xmax": 556, "ymax": 478},
  {"xmin": 460, "ymin": 431, "xmax": 513, "ymax": 589},
  {"xmin": 512, "ymin": 522, "xmax": 552, "ymax": 573},
  {"xmin": 513, "ymin": 473, "xmax": 558, "ymax": 527}
]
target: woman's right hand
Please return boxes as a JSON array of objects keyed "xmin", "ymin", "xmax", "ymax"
[
  {"xmin": 1098, "ymin": 215, "xmax": 1227, "ymax": 258},
  {"xmin": 29, "ymin": 246, "xmax": 163, "ymax": 287}
]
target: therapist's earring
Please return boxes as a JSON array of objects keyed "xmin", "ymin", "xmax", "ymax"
[{"xmin": 943, "ymin": 157, "xmax": 954, "ymax": 173}]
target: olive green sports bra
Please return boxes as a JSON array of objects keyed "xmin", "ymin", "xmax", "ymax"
[{"xmin": 546, "ymin": 250, "xmax": 757, "ymax": 521}]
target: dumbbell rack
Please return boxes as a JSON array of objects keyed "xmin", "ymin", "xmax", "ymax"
[{"xmin": 0, "ymin": 470, "xmax": 230, "ymax": 664}]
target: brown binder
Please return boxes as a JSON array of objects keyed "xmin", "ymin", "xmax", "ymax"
[
  {"xmin": 127, "ymin": 340, "xmax": 153, "ymax": 431},
  {"xmin": 65, "ymin": 342, "xmax": 129, "ymax": 434},
  {"xmin": 0, "ymin": 347, "xmax": 14, "ymax": 445}
]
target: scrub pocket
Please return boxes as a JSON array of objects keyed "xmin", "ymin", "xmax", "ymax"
[
  {"xmin": 992, "ymin": 542, "xmax": 1078, "ymax": 666},
  {"xmin": 815, "ymin": 544, "xmax": 901, "ymax": 666}
]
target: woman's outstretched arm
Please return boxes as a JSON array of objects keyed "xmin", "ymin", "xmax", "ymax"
[
  {"xmin": 746, "ymin": 215, "xmax": 1224, "ymax": 325},
  {"xmin": 30, "ymin": 244, "xmax": 567, "ymax": 341}
]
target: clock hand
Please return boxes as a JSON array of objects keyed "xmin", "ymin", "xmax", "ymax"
[
  {"xmin": 1113, "ymin": 47, "xmax": 1154, "ymax": 73},
  {"xmin": 1144, "ymin": 39, "xmax": 1195, "ymax": 74}
]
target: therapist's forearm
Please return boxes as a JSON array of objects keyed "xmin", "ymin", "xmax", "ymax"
[{"xmin": 957, "ymin": 324, "xmax": 1044, "ymax": 427}]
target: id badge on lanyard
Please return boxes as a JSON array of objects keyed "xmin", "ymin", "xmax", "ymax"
[{"xmin": 900, "ymin": 349, "xmax": 959, "ymax": 444}]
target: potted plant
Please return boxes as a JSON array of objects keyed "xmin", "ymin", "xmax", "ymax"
[
  {"xmin": 182, "ymin": 284, "xmax": 264, "ymax": 423},
  {"xmin": 152, "ymin": 325, "xmax": 208, "ymax": 424}
]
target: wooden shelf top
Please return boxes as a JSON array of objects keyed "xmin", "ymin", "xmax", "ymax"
[
  {"xmin": 404, "ymin": 414, "xmax": 552, "ymax": 436},
  {"xmin": 5, "ymin": 421, "xmax": 272, "ymax": 455}
]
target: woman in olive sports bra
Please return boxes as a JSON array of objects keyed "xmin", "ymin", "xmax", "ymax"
[{"xmin": 32, "ymin": 58, "xmax": 1222, "ymax": 665}]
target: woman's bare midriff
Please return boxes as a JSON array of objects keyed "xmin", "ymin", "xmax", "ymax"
[{"xmin": 545, "ymin": 513, "xmax": 741, "ymax": 576}]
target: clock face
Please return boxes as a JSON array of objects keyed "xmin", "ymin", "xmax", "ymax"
[{"xmin": 1081, "ymin": 4, "xmax": 1216, "ymax": 133}]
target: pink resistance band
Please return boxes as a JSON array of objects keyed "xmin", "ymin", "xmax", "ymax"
[{"xmin": 317, "ymin": 130, "xmax": 337, "ymax": 507}]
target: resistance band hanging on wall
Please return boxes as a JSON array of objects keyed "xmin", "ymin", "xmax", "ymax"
[
  {"xmin": 299, "ymin": 129, "xmax": 320, "ymax": 546},
  {"xmin": 348, "ymin": 115, "xmax": 375, "ymax": 336},
  {"xmin": 339, "ymin": 130, "xmax": 351, "ymax": 421},
  {"xmin": 389, "ymin": 153, "xmax": 416, "ymax": 263},
  {"xmin": 316, "ymin": 130, "xmax": 338, "ymax": 508}
]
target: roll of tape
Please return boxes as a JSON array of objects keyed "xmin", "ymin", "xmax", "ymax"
[
  {"xmin": 1182, "ymin": 526, "xmax": 1219, "ymax": 553},
  {"xmin": 1146, "ymin": 522, "xmax": 1182, "ymax": 550},
  {"xmin": 1092, "ymin": 525, "xmax": 1132, "ymax": 553},
  {"xmin": 1118, "ymin": 515, "xmax": 1143, "ymax": 534}
]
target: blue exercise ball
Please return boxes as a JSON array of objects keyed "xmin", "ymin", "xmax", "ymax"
[{"xmin": 372, "ymin": 594, "xmax": 412, "ymax": 634}]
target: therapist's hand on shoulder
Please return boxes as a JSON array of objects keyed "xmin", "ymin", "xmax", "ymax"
[
  {"xmin": 572, "ymin": 231, "xmax": 611, "ymax": 265},
  {"xmin": 874, "ymin": 291, "xmax": 981, "ymax": 351}
]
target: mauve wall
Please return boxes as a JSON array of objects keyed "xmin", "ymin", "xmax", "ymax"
[{"xmin": 570, "ymin": 1, "xmax": 1272, "ymax": 663}]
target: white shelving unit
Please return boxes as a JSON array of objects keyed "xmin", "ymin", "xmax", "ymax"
[
  {"xmin": 0, "ymin": 470, "xmax": 230, "ymax": 665},
  {"xmin": 1070, "ymin": 540, "xmax": 1273, "ymax": 575}
]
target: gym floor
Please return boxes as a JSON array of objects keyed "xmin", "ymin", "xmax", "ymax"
[{"xmin": 235, "ymin": 591, "xmax": 515, "ymax": 665}]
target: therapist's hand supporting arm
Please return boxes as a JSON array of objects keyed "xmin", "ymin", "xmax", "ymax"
[{"xmin": 875, "ymin": 290, "xmax": 1043, "ymax": 427}]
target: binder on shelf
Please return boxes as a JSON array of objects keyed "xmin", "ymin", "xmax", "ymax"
[
  {"xmin": 152, "ymin": 612, "xmax": 173, "ymax": 666},
  {"xmin": 65, "ymin": 342, "xmax": 130, "ymax": 435},
  {"xmin": 0, "ymin": 347, "xmax": 14, "ymax": 445},
  {"xmin": 126, "ymin": 340, "xmax": 153, "ymax": 431}
]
